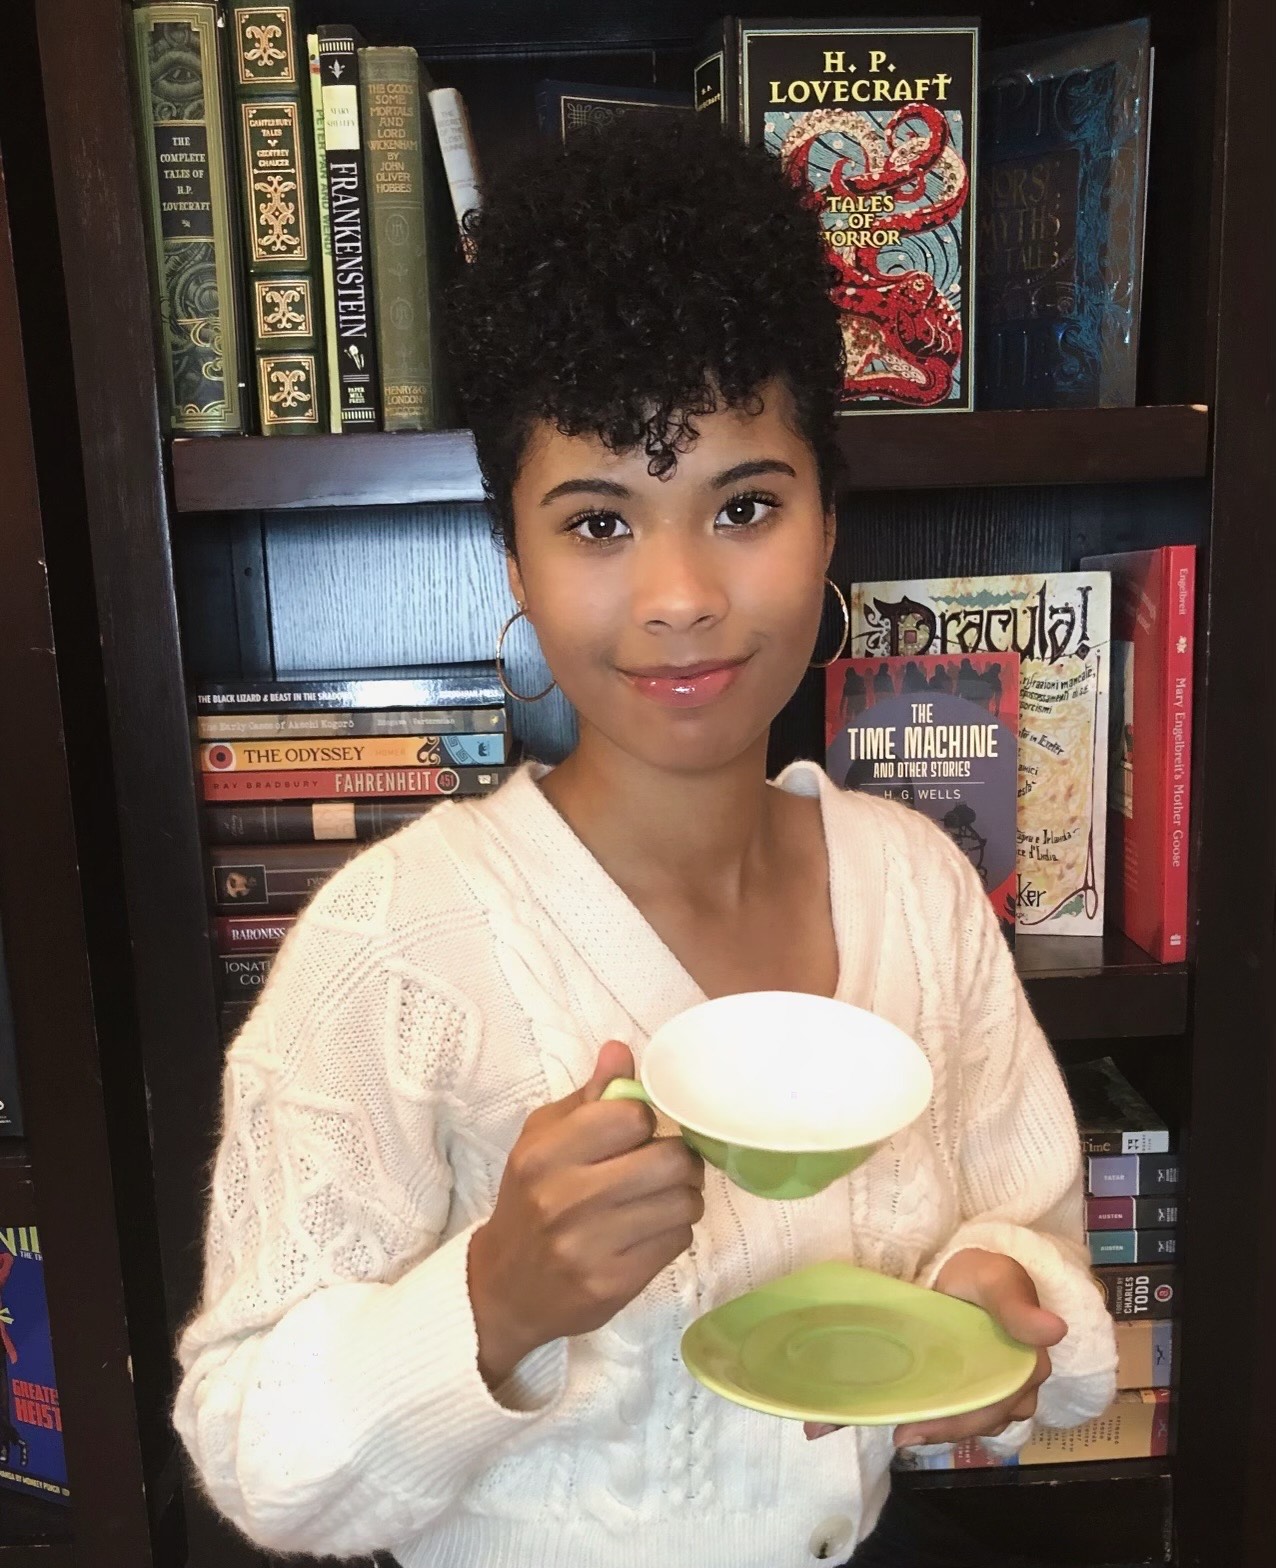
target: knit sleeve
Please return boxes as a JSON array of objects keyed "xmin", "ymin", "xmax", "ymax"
[
  {"xmin": 172, "ymin": 850, "xmax": 566, "ymax": 1556},
  {"xmin": 915, "ymin": 844, "xmax": 1117, "ymax": 1431}
]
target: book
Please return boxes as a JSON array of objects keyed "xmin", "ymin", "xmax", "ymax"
[
  {"xmin": 132, "ymin": 2, "xmax": 246, "ymax": 433},
  {"xmin": 218, "ymin": 951, "xmax": 274, "ymax": 997},
  {"xmin": 307, "ymin": 31, "xmax": 343, "ymax": 430},
  {"xmin": 317, "ymin": 26, "xmax": 379, "ymax": 428},
  {"xmin": 210, "ymin": 842, "xmax": 358, "ymax": 912},
  {"xmin": 978, "ymin": 21, "xmax": 1153, "ymax": 409},
  {"xmin": 1094, "ymin": 1263, "xmax": 1177, "ymax": 1321},
  {"xmin": 698, "ymin": 18, "xmax": 978, "ymax": 413},
  {"xmin": 0, "ymin": 929, "xmax": 22, "ymax": 1137},
  {"xmin": 427, "ymin": 87, "xmax": 481, "ymax": 255},
  {"xmin": 1081, "ymin": 546, "xmax": 1196, "ymax": 962},
  {"xmin": 213, "ymin": 914, "xmax": 297, "ymax": 949},
  {"xmin": 0, "ymin": 1227, "xmax": 67, "ymax": 1503},
  {"xmin": 1088, "ymin": 1229, "xmax": 1177, "ymax": 1266},
  {"xmin": 825, "ymin": 651, "xmax": 1019, "ymax": 941},
  {"xmin": 206, "ymin": 799, "xmax": 443, "ymax": 844},
  {"xmin": 1089, "ymin": 1152, "xmax": 1183, "ymax": 1198},
  {"xmin": 193, "ymin": 661, "xmax": 505, "ymax": 712},
  {"xmin": 897, "ymin": 1389, "xmax": 1170, "ymax": 1468},
  {"xmin": 202, "ymin": 763, "xmax": 513, "ymax": 802},
  {"xmin": 1063, "ymin": 1056, "xmax": 1171, "ymax": 1155},
  {"xmin": 197, "ymin": 704, "xmax": 508, "ymax": 739},
  {"xmin": 1087, "ymin": 1195, "xmax": 1180, "ymax": 1232},
  {"xmin": 851, "ymin": 572, "xmax": 1111, "ymax": 935},
  {"xmin": 535, "ymin": 81, "xmax": 693, "ymax": 144},
  {"xmin": 200, "ymin": 731, "xmax": 507, "ymax": 771},
  {"xmin": 229, "ymin": 2, "xmax": 325, "ymax": 434},
  {"xmin": 360, "ymin": 47, "xmax": 449, "ymax": 431},
  {"xmin": 1115, "ymin": 1319, "xmax": 1173, "ymax": 1390}
]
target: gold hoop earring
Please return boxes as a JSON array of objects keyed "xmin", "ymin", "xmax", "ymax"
[
  {"xmin": 810, "ymin": 578, "xmax": 850, "ymax": 669},
  {"xmin": 495, "ymin": 606, "xmax": 557, "ymax": 703}
]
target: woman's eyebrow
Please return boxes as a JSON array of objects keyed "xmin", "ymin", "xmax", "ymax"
[
  {"xmin": 708, "ymin": 459, "xmax": 797, "ymax": 489},
  {"xmin": 539, "ymin": 476, "xmax": 631, "ymax": 506}
]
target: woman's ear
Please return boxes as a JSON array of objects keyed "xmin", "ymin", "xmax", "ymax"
[{"xmin": 506, "ymin": 550, "xmax": 526, "ymax": 610}]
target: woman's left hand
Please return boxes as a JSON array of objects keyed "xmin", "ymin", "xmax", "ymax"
[{"xmin": 803, "ymin": 1248, "xmax": 1066, "ymax": 1445}]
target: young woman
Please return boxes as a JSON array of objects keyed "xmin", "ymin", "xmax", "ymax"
[{"xmin": 173, "ymin": 117, "xmax": 1116, "ymax": 1568}]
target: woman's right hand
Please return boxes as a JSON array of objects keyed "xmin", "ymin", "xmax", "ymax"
[{"xmin": 468, "ymin": 1039, "xmax": 705, "ymax": 1389}]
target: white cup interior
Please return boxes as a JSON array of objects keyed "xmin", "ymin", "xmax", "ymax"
[{"xmin": 642, "ymin": 991, "xmax": 933, "ymax": 1151}]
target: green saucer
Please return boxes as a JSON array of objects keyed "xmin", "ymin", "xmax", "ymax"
[{"xmin": 681, "ymin": 1260, "xmax": 1037, "ymax": 1426}]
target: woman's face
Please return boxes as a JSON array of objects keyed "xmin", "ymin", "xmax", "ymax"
[{"xmin": 508, "ymin": 380, "xmax": 833, "ymax": 774}]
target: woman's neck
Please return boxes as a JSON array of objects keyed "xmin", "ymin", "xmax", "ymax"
[{"xmin": 537, "ymin": 727, "xmax": 780, "ymax": 911}]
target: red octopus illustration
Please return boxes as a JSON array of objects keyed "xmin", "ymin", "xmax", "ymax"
[{"xmin": 780, "ymin": 103, "xmax": 969, "ymax": 406}]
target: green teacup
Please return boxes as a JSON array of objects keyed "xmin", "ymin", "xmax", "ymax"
[{"xmin": 601, "ymin": 991, "xmax": 932, "ymax": 1201}]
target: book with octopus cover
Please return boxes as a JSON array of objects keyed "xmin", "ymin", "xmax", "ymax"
[
  {"xmin": 851, "ymin": 573, "xmax": 1110, "ymax": 937},
  {"xmin": 697, "ymin": 17, "xmax": 978, "ymax": 413},
  {"xmin": 825, "ymin": 653, "xmax": 1020, "ymax": 944}
]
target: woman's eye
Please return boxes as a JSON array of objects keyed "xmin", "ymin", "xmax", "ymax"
[
  {"xmin": 568, "ymin": 511, "xmax": 631, "ymax": 542},
  {"xmin": 716, "ymin": 493, "xmax": 777, "ymax": 529}
]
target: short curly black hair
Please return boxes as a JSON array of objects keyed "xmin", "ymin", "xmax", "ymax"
[{"xmin": 447, "ymin": 114, "xmax": 845, "ymax": 554}]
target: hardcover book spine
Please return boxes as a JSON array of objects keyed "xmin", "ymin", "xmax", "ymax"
[
  {"xmin": 196, "ymin": 704, "xmax": 508, "ymax": 738},
  {"xmin": 307, "ymin": 31, "xmax": 343, "ymax": 430},
  {"xmin": 360, "ymin": 49, "xmax": 441, "ymax": 431},
  {"xmin": 218, "ymin": 952, "xmax": 275, "ymax": 996},
  {"xmin": 1094, "ymin": 1263, "xmax": 1178, "ymax": 1320},
  {"xmin": 1087, "ymin": 1195, "xmax": 1180, "ymax": 1231},
  {"xmin": 200, "ymin": 731, "xmax": 507, "ymax": 770},
  {"xmin": 230, "ymin": 2, "xmax": 324, "ymax": 434},
  {"xmin": 194, "ymin": 666, "xmax": 504, "ymax": 711},
  {"xmin": 426, "ymin": 88, "xmax": 481, "ymax": 257},
  {"xmin": 1087, "ymin": 1228, "xmax": 1178, "ymax": 1265},
  {"xmin": 133, "ymin": 2, "xmax": 246, "ymax": 433},
  {"xmin": 1080, "ymin": 1126, "xmax": 1172, "ymax": 1157},
  {"xmin": 210, "ymin": 841, "xmax": 358, "ymax": 912},
  {"xmin": 1161, "ymin": 547, "xmax": 1196, "ymax": 959},
  {"xmin": 213, "ymin": 914, "xmax": 297, "ymax": 948},
  {"xmin": 694, "ymin": 18, "xmax": 741, "ymax": 129},
  {"xmin": 317, "ymin": 26, "xmax": 380, "ymax": 428},
  {"xmin": 1088, "ymin": 1152, "xmax": 1184, "ymax": 1197},
  {"xmin": 201, "ymin": 764, "xmax": 512, "ymax": 801},
  {"xmin": 1115, "ymin": 1319, "xmax": 1174, "ymax": 1389},
  {"xmin": 206, "ymin": 799, "xmax": 442, "ymax": 843}
]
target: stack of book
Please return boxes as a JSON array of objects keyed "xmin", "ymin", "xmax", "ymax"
[
  {"xmin": 131, "ymin": 1, "xmax": 482, "ymax": 436},
  {"xmin": 195, "ymin": 661, "xmax": 516, "ymax": 1039},
  {"xmin": 896, "ymin": 1057, "xmax": 1179, "ymax": 1473}
]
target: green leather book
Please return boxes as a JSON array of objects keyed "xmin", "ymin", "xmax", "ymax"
[
  {"xmin": 133, "ymin": 2, "xmax": 245, "ymax": 433},
  {"xmin": 359, "ymin": 47, "xmax": 448, "ymax": 431},
  {"xmin": 228, "ymin": 2, "xmax": 325, "ymax": 434}
]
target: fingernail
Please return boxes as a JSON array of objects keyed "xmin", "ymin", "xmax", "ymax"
[
  {"xmin": 805, "ymin": 1423, "xmax": 840, "ymax": 1441},
  {"xmin": 894, "ymin": 1427, "xmax": 926, "ymax": 1447}
]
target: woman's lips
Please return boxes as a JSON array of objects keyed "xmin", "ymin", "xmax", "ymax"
[{"xmin": 621, "ymin": 657, "xmax": 751, "ymax": 709}]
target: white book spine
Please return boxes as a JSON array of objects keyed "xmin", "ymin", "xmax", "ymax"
[{"xmin": 427, "ymin": 87, "xmax": 481, "ymax": 247}]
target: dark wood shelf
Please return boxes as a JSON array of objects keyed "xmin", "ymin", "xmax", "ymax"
[
  {"xmin": 0, "ymin": 1140, "xmax": 35, "ymax": 1222},
  {"xmin": 0, "ymin": 1488, "xmax": 73, "ymax": 1564},
  {"xmin": 1016, "ymin": 931, "xmax": 1189, "ymax": 1041},
  {"xmin": 897, "ymin": 1456, "xmax": 1171, "ymax": 1491},
  {"xmin": 170, "ymin": 404, "xmax": 1210, "ymax": 515}
]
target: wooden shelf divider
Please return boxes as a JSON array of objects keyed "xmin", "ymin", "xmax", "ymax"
[{"xmin": 171, "ymin": 404, "xmax": 1210, "ymax": 515}]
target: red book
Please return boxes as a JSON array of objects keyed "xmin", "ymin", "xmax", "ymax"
[
  {"xmin": 213, "ymin": 915, "xmax": 298, "ymax": 953},
  {"xmin": 1082, "ymin": 546, "xmax": 1196, "ymax": 962},
  {"xmin": 200, "ymin": 764, "xmax": 511, "ymax": 801}
]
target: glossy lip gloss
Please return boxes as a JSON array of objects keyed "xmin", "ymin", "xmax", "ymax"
[{"xmin": 622, "ymin": 657, "xmax": 752, "ymax": 709}]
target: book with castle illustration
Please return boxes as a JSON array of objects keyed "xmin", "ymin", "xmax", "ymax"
[
  {"xmin": 825, "ymin": 652, "xmax": 1020, "ymax": 945},
  {"xmin": 850, "ymin": 573, "xmax": 1110, "ymax": 936}
]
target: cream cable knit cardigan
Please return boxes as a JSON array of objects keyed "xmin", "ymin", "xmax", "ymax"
[{"xmin": 174, "ymin": 761, "xmax": 1116, "ymax": 1568}]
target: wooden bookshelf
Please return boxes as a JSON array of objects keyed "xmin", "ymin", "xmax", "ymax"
[
  {"xmin": 170, "ymin": 404, "xmax": 1210, "ymax": 514},
  {"xmin": 0, "ymin": 1489, "xmax": 74, "ymax": 1567},
  {"xmin": 1017, "ymin": 933, "xmax": 1188, "ymax": 1041},
  {"xmin": 17, "ymin": 0, "xmax": 1276, "ymax": 1566},
  {"xmin": 0, "ymin": 1141, "xmax": 35, "ymax": 1223}
]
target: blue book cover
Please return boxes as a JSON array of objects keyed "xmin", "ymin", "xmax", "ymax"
[
  {"xmin": 1088, "ymin": 1228, "xmax": 1178, "ymax": 1266},
  {"xmin": 977, "ymin": 20, "xmax": 1152, "ymax": 408},
  {"xmin": 0, "ymin": 1225, "xmax": 67, "ymax": 1502}
]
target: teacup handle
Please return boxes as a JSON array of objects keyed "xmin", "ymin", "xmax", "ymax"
[{"xmin": 600, "ymin": 1077, "xmax": 653, "ymax": 1106}]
